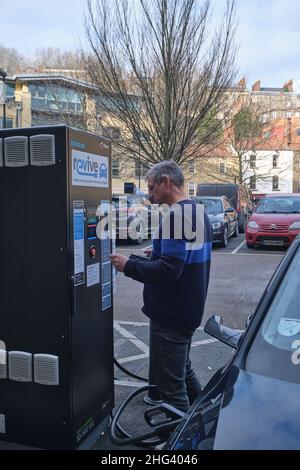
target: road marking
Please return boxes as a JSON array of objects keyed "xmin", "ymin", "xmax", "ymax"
[
  {"xmin": 114, "ymin": 321, "xmax": 149, "ymax": 354},
  {"xmin": 115, "ymin": 320, "xmax": 204, "ymax": 330},
  {"xmin": 192, "ymin": 339, "xmax": 217, "ymax": 347},
  {"xmin": 214, "ymin": 252, "xmax": 284, "ymax": 257},
  {"xmin": 116, "ymin": 353, "xmax": 149, "ymax": 364},
  {"xmin": 114, "ymin": 380, "xmax": 145, "ymax": 388},
  {"xmin": 141, "ymin": 244, "xmax": 152, "ymax": 251},
  {"xmin": 116, "ymin": 320, "xmax": 149, "ymax": 327},
  {"xmin": 231, "ymin": 240, "xmax": 246, "ymax": 254}
]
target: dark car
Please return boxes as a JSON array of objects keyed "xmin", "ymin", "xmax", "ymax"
[
  {"xmin": 164, "ymin": 235, "xmax": 300, "ymax": 450},
  {"xmin": 193, "ymin": 196, "xmax": 238, "ymax": 247},
  {"xmin": 246, "ymin": 194, "xmax": 300, "ymax": 249},
  {"xmin": 112, "ymin": 193, "xmax": 160, "ymax": 244},
  {"xmin": 197, "ymin": 183, "xmax": 253, "ymax": 233}
]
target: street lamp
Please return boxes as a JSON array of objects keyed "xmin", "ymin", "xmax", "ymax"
[{"xmin": 0, "ymin": 68, "xmax": 7, "ymax": 129}]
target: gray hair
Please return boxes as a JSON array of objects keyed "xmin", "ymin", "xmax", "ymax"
[{"xmin": 145, "ymin": 160, "xmax": 184, "ymax": 187}]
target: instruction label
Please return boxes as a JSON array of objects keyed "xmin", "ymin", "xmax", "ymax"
[{"xmin": 73, "ymin": 201, "xmax": 85, "ymax": 286}]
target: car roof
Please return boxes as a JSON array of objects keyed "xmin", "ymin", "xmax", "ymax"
[
  {"xmin": 263, "ymin": 193, "xmax": 300, "ymax": 198},
  {"xmin": 193, "ymin": 196, "xmax": 224, "ymax": 200}
]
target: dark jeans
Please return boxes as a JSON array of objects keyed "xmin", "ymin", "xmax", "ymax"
[{"xmin": 148, "ymin": 320, "xmax": 202, "ymax": 413}]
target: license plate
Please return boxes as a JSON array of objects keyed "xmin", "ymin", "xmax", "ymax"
[{"xmin": 263, "ymin": 240, "xmax": 284, "ymax": 246}]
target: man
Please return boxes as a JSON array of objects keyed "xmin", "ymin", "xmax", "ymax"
[{"xmin": 110, "ymin": 160, "xmax": 212, "ymax": 412}]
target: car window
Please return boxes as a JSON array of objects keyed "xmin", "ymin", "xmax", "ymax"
[
  {"xmin": 256, "ymin": 197, "xmax": 300, "ymax": 214},
  {"xmin": 246, "ymin": 246, "xmax": 300, "ymax": 384},
  {"xmin": 223, "ymin": 198, "xmax": 231, "ymax": 210},
  {"xmin": 196, "ymin": 198, "xmax": 223, "ymax": 214}
]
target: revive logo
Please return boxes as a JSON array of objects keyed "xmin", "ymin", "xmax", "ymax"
[{"xmin": 72, "ymin": 150, "xmax": 109, "ymax": 188}]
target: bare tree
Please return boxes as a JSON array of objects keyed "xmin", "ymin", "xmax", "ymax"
[
  {"xmin": 83, "ymin": 0, "xmax": 237, "ymax": 167},
  {"xmin": 0, "ymin": 44, "xmax": 26, "ymax": 73}
]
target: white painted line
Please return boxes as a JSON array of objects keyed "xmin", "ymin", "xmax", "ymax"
[
  {"xmin": 191, "ymin": 339, "xmax": 218, "ymax": 347},
  {"xmin": 117, "ymin": 353, "xmax": 148, "ymax": 364},
  {"xmin": 231, "ymin": 240, "xmax": 246, "ymax": 254},
  {"xmin": 115, "ymin": 320, "xmax": 204, "ymax": 330},
  {"xmin": 116, "ymin": 320, "xmax": 149, "ymax": 327},
  {"xmin": 114, "ymin": 380, "xmax": 145, "ymax": 388},
  {"xmin": 141, "ymin": 244, "xmax": 152, "ymax": 251},
  {"xmin": 214, "ymin": 252, "xmax": 283, "ymax": 257},
  {"xmin": 114, "ymin": 322, "xmax": 149, "ymax": 354}
]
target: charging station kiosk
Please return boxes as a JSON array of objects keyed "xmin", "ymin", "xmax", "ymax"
[{"xmin": 0, "ymin": 125, "xmax": 114, "ymax": 449}]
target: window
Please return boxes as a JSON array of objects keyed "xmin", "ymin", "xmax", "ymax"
[
  {"xmin": 271, "ymin": 111, "xmax": 277, "ymax": 119},
  {"xmin": 250, "ymin": 176, "xmax": 256, "ymax": 190},
  {"xmin": 273, "ymin": 176, "xmax": 279, "ymax": 191},
  {"xmin": 249, "ymin": 154, "xmax": 256, "ymax": 169},
  {"xmin": 295, "ymin": 112, "xmax": 300, "ymax": 118},
  {"xmin": 135, "ymin": 161, "xmax": 149, "ymax": 178},
  {"xmin": 273, "ymin": 154, "xmax": 279, "ymax": 168},
  {"xmin": 103, "ymin": 127, "xmax": 121, "ymax": 140},
  {"xmin": 188, "ymin": 182, "xmax": 195, "ymax": 196},
  {"xmin": 219, "ymin": 162, "xmax": 226, "ymax": 174},
  {"xmin": 188, "ymin": 161, "xmax": 195, "ymax": 174},
  {"xmin": 296, "ymin": 128, "xmax": 300, "ymax": 136},
  {"xmin": 112, "ymin": 159, "xmax": 120, "ymax": 178},
  {"xmin": 286, "ymin": 111, "xmax": 292, "ymax": 118},
  {"xmin": 0, "ymin": 118, "xmax": 13, "ymax": 128},
  {"xmin": 262, "ymin": 114, "xmax": 268, "ymax": 123}
]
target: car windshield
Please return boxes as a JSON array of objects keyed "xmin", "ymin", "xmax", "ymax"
[
  {"xmin": 196, "ymin": 198, "xmax": 223, "ymax": 214},
  {"xmin": 246, "ymin": 245, "xmax": 300, "ymax": 384},
  {"xmin": 255, "ymin": 197, "xmax": 300, "ymax": 214},
  {"xmin": 112, "ymin": 197, "xmax": 130, "ymax": 209}
]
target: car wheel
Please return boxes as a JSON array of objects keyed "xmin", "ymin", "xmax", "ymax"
[
  {"xmin": 221, "ymin": 226, "xmax": 228, "ymax": 247},
  {"xmin": 233, "ymin": 220, "xmax": 239, "ymax": 238},
  {"xmin": 133, "ymin": 222, "xmax": 145, "ymax": 245},
  {"xmin": 246, "ymin": 242, "xmax": 254, "ymax": 249}
]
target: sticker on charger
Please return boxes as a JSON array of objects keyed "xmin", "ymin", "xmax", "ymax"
[
  {"xmin": 87, "ymin": 263, "xmax": 100, "ymax": 288},
  {"xmin": 73, "ymin": 201, "xmax": 85, "ymax": 286}
]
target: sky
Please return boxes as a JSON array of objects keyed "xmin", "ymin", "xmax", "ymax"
[{"xmin": 0, "ymin": 0, "xmax": 299, "ymax": 91}]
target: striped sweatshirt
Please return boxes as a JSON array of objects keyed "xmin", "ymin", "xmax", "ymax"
[{"xmin": 124, "ymin": 199, "xmax": 212, "ymax": 332}]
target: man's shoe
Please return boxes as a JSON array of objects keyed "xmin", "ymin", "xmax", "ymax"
[{"xmin": 143, "ymin": 394, "xmax": 164, "ymax": 406}]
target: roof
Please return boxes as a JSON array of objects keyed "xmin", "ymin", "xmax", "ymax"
[{"xmin": 264, "ymin": 193, "xmax": 300, "ymax": 198}]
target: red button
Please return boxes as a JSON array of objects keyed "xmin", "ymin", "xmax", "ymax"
[{"xmin": 90, "ymin": 247, "xmax": 97, "ymax": 258}]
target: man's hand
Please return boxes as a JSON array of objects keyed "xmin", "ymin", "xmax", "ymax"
[
  {"xmin": 144, "ymin": 248, "xmax": 153, "ymax": 258},
  {"xmin": 109, "ymin": 254, "xmax": 129, "ymax": 273}
]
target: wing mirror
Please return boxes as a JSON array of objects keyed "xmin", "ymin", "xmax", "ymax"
[{"xmin": 204, "ymin": 315, "xmax": 244, "ymax": 349}]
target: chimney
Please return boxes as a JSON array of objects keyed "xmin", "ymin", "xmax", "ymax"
[
  {"xmin": 252, "ymin": 80, "xmax": 261, "ymax": 92},
  {"xmin": 283, "ymin": 79, "xmax": 293, "ymax": 92},
  {"xmin": 237, "ymin": 78, "xmax": 246, "ymax": 90}
]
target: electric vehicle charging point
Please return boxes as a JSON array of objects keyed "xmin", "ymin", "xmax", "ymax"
[{"xmin": 0, "ymin": 126, "xmax": 114, "ymax": 450}]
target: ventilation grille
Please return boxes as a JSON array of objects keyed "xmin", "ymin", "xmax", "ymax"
[
  {"xmin": 4, "ymin": 136, "xmax": 29, "ymax": 167},
  {"xmin": 34, "ymin": 354, "xmax": 59, "ymax": 386},
  {"xmin": 30, "ymin": 135, "xmax": 56, "ymax": 166},
  {"xmin": 0, "ymin": 349, "xmax": 7, "ymax": 379},
  {"xmin": 0, "ymin": 139, "xmax": 3, "ymax": 167},
  {"xmin": 8, "ymin": 351, "xmax": 32, "ymax": 382}
]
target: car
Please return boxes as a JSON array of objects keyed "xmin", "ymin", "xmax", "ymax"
[
  {"xmin": 99, "ymin": 163, "xmax": 108, "ymax": 179},
  {"xmin": 193, "ymin": 196, "xmax": 238, "ymax": 247},
  {"xmin": 164, "ymin": 234, "xmax": 300, "ymax": 450},
  {"xmin": 246, "ymin": 194, "xmax": 300, "ymax": 249},
  {"xmin": 112, "ymin": 193, "xmax": 160, "ymax": 244},
  {"xmin": 196, "ymin": 183, "xmax": 253, "ymax": 233}
]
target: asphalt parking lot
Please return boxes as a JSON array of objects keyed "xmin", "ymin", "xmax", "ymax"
[{"xmin": 94, "ymin": 233, "xmax": 285, "ymax": 450}]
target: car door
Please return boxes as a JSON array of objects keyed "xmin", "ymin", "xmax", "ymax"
[{"xmin": 224, "ymin": 197, "xmax": 235, "ymax": 235}]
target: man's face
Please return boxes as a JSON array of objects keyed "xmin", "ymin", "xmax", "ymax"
[{"xmin": 147, "ymin": 176, "xmax": 166, "ymax": 205}]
